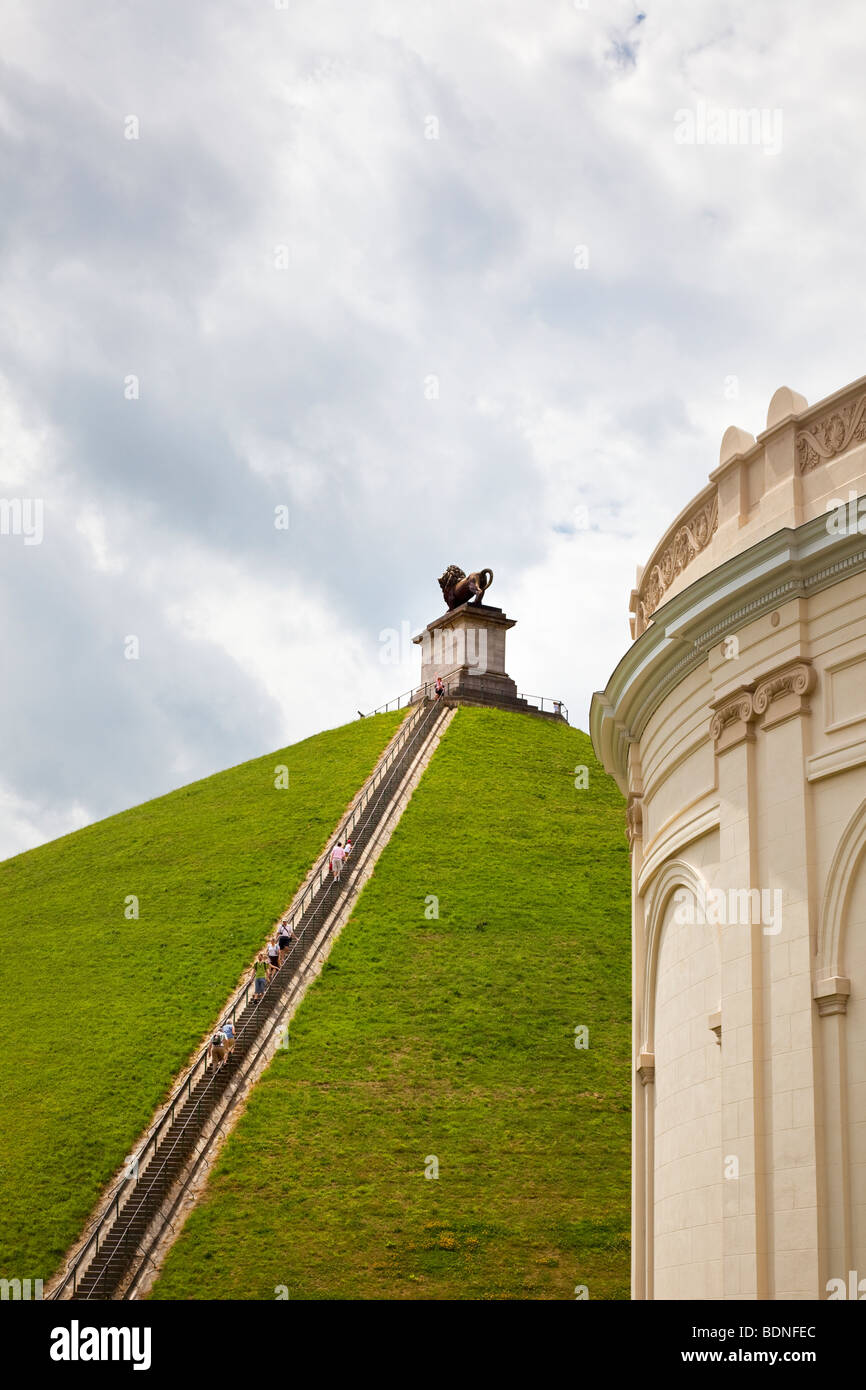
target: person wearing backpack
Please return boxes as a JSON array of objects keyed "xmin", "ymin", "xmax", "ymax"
[{"xmin": 209, "ymin": 1029, "xmax": 226, "ymax": 1069}]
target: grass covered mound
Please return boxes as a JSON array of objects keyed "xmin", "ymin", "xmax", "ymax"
[
  {"xmin": 0, "ymin": 711, "xmax": 402, "ymax": 1280},
  {"xmin": 151, "ymin": 707, "xmax": 631, "ymax": 1301}
]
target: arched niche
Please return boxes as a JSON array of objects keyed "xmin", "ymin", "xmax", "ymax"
[{"xmin": 642, "ymin": 857, "xmax": 713, "ymax": 1054}]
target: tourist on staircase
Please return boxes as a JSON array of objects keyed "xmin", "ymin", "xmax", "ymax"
[
  {"xmin": 266, "ymin": 937, "xmax": 281, "ymax": 979},
  {"xmin": 209, "ymin": 1029, "xmax": 227, "ymax": 1070},
  {"xmin": 277, "ymin": 919, "xmax": 294, "ymax": 962},
  {"xmin": 251, "ymin": 952, "xmax": 269, "ymax": 1003},
  {"xmin": 330, "ymin": 840, "xmax": 345, "ymax": 882}
]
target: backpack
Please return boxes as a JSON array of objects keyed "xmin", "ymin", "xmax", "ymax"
[{"xmin": 212, "ymin": 1033, "xmax": 224, "ymax": 1049}]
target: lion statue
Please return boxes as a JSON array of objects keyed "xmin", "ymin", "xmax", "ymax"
[{"xmin": 438, "ymin": 565, "xmax": 494, "ymax": 610}]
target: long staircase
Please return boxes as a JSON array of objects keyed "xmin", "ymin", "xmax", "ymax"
[{"xmin": 51, "ymin": 695, "xmax": 451, "ymax": 1301}]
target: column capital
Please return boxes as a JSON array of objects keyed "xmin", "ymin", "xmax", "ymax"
[
  {"xmin": 709, "ymin": 687, "xmax": 756, "ymax": 752},
  {"xmin": 753, "ymin": 659, "xmax": 816, "ymax": 729}
]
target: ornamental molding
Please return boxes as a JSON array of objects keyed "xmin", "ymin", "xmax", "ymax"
[
  {"xmin": 633, "ymin": 491, "xmax": 718, "ymax": 636},
  {"xmin": 709, "ymin": 689, "xmax": 755, "ymax": 751},
  {"xmin": 752, "ymin": 660, "xmax": 816, "ymax": 727},
  {"xmin": 797, "ymin": 392, "xmax": 866, "ymax": 473},
  {"xmin": 590, "ymin": 509, "xmax": 866, "ymax": 792},
  {"xmin": 709, "ymin": 662, "xmax": 815, "ymax": 750}
]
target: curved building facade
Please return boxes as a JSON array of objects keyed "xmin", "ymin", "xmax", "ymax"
[{"xmin": 591, "ymin": 376, "xmax": 866, "ymax": 1300}]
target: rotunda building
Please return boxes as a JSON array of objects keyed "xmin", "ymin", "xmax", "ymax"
[{"xmin": 591, "ymin": 376, "xmax": 866, "ymax": 1300}]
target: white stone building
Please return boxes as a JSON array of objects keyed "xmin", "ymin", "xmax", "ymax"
[{"xmin": 591, "ymin": 376, "xmax": 866, "ymax": 1300}]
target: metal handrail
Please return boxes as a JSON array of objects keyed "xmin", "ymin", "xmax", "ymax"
[
  {"xmin": 364, "ymin": 678, "xmax": 447, "ymax": 717},
  {"xmin": 52, "ymin": 697, "xmax": 446, "ymax": 1299},
  {"xmin": 517, "ymin": 693, "xmax": 569, "ymax": 722},
  {"xmin": 368, "ymin": 679, "xmax": 568, "ymax": 723},
  {"xmin": 280, "ymin": 697, "xmax": 432, "ymax": 934}
]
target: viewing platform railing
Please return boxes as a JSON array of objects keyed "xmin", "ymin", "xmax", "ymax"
[{"xmin": 365, "ymin": 678, "xmax": 568, "ymax": 724}]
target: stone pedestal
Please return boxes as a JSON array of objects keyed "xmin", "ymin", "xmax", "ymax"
[{"xmin": 413, "ymin": 602, "xmax": 531, "ymax": 712}]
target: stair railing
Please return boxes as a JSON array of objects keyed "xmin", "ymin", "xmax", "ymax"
[{"xmin": 51, "ymin": 695, "xmax": 448, "ymax": 1299}]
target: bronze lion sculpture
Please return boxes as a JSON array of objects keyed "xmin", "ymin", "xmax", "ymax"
[{"xmin": 438, "ymin": 565, "xmax": 494, "ymax": 610}]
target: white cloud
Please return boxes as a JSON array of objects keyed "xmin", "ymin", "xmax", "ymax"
[
  {"xmin": 0, "ymin": 781, "xmax": 91, "ymax": 864},
  {"xmin": 75, "ymin": 506, "xmax": 126, "ymax": 573},
  {"xmin": 2, "ymin": 0, "xmax": 866, "ymax": 856}
]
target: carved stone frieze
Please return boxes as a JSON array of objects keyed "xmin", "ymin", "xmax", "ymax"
[
  {"xmin": 797, "ymin": 393, "xmax": 866, "ymax": 473},
  {"xmin": 632, "ymin": 492, "xmax": 719, "ymax": 637}
]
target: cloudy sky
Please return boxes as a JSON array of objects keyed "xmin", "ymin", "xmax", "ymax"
[{"xmin": 1, "ymin": 0, "xmax": 865, "ymax": 859}]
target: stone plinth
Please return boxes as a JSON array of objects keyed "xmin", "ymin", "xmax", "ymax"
[
  {"xmin": 412, "ymin": 602, "xmax": 526, "ymax": 711},
  {"xmin": 414, "ymin": 601, "xmax": 511, "ymax": 682},
  {"xmin": 412, "ymin": 600, "xmax": 566, "ymax": 719}
]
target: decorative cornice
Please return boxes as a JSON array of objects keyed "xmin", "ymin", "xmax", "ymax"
[
  {"xmin": 797, "ymin": 393, "xmax": 866, "ymax": 473},
  {"xmin": 708, "ymin": 1010, "xmax": 722, "ymax": 1045},
  {"xmin": 632, "ymin": 491, "xmax": 718, "ymax": 637},
  {"xmin": 590, "ymin": 507, "xmax": 866, "ymax": 792}
]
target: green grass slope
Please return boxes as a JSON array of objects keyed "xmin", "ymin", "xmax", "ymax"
[
  {"xmin": 151, "ymin": 707, "xmax": 631, "ymax": 1301},
  {"xmin": 0, "ymin": 711, "xmax": 402, "ymax": 1280}
]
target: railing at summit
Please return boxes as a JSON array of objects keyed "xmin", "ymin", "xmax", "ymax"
[
  {"xmin": 365, "ymin": 679, "xmax": 444, "ymax": 714},
  {"xmin": 365, "ymin": 679, "xmax": 568, "ymax": 723},
  {"xmin": 517, "ymin": 693, "xmax": 569, "ymax": 721}
]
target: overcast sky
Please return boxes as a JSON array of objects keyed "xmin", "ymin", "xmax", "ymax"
[{"xmin": 2, "ymin": 0, "xmax": 865, "ymax": 859}]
